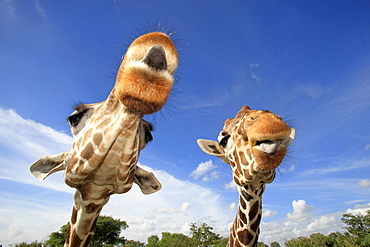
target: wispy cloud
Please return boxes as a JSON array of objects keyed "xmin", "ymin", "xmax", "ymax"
[
  {"xmin": 0, "ymin": 0, "xmax": 17, "ymax": 22},
  {"xmin": 0, "ymin": 107, "xmax": 72, "ymax": 193},
  {"xmin": 34, "ymin": 0, "xmax": 49, "ymax": 22},
  {"xmin": 301, "ymin": 157, "xmax": 370, "ymax": 176},
  {"xmin": 298, "ymin": 82, "xmax": 330, "ymax": 100},
  {"xmin": 249, "ymin": 63, "xmax": 261, "ymax": 83}
]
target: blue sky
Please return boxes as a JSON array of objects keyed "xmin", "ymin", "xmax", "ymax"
[{"xmin": 1, "ymin": 0, "xmax": 370, "ymax": 245}]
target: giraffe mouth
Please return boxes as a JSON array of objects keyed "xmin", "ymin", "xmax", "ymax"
[
  {"xmin": 255, "ymin": 140, "xmax": 281, "ymax": 155},
  {"xmin": 253, "ymin": 128, "xmax": 295, "ymax": 155}
]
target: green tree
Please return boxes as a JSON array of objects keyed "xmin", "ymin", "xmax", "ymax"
[
  {"xmin": 44, "ymin": 215, "xmax": 128, "ymax": 247},
  {"xmin": 124, "ymin": 240, "xmax": 145, "ymax": 247},
  {"xmin": 341, "ymin": 210, "xmax": 370, "ymax": 246},
  {"xmin": 189, "ymin": 222, "xmax": 222, "ymax": 247},
  {"xmin": 45, "ymin": 224, "xmax": 68, "ymax": 247},
  {"xmin": 284, "ymin": 236, "xmax": 312, "ymax": 247},
  {"xmin": 270, "ymin": 241, "xmax": 281, "ymax": 247},
  {"xmin": 10, "ymin": 241, "xmax": 43, "ymax": 247},
  {"xmin": 153, "ymin": 232, "xmax": 198, "ymax": 247},
  {"xmin": 146, "ymin": 235, "xmax": 159, "ymax": 247},
  {"xmin": 306, "ymin": 233, "xmax": 333, "ymax": 247},
  {"xmin": 257, "ymin": 242, "xmax": 268, "ymax": 247},
  {"xmin": 91, "ymin": 215, "xmax": 128, "ymax": 246},
  {"xmin": 213, "ymin": 238, "xmax": 229, "ymax": 247}
]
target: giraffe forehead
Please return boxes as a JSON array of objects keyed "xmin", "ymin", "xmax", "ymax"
[{"xmin": 223, "ymin": 109, "xmax": 290, "ymax": 140}]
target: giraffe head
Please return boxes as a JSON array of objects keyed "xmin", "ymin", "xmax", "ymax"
[
  {"xmin": 115, "ymin": 32, "xmax": 178, "ymax": 114},
  {"xmin": 30, "ymin": 32, "xmax": 178, "ymax": 195},
  {"xmin": 197, "ymin": 105, "xmax": 295, "ymax": 186}
]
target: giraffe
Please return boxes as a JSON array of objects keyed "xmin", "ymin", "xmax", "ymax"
[
  {"xmin": 197, "ymin": 105, "xmax": 295, "ymax": 247},
  {"xmin": 29, "ymin": 32, "xmax": 178, "ymax": 246}
]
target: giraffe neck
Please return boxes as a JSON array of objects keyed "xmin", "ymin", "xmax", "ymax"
[
  {"xmin": 65, "ymin": 190, "xmax": 109, "ymax": 247},
  {"xmin": 228, "ymin": 182, "xmax": 266, "ymax": 247},
  {"xmin": 64, "ymin": 93, "xmax": 145, "ymax": 246}
]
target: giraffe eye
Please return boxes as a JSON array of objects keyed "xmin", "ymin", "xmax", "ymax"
[
  {"xmin": 68, "ymin": 110, "xmax": 87, "ymax": 127},
  {"xmin": 219, "ymin": 135, "xmax": 230, "ymax": 148}
]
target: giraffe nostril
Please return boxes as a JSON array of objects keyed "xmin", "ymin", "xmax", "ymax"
[{"xmin": 142, "ymin": 44, "xmax": 167, "ymax": 71}]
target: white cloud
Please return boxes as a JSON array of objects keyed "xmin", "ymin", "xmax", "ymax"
[
  {"xmin": 365, "ymin": 144, "xmax": 370, "ymax": 150},
  {"xmin": 104, "ymin": 165, "xmax": 233, "ymax": 242},
  {"xmin": 306, "ymin": 215, "xmax": 337, "ymax": 232},
  {"xmin": 287, "ymin": 200, "xmax": 315, "ymax": 221},
  {"xmin": 224, "ymin": 180, "xmax": 237, "ymax": 190},
  {"xmin": 249, "ymin": 63, "xmax": 260, "ymax": 68},
  {"xmin": 346, "ymin": 203, "xmax": 370, "ymax": 215},
  {"xmin": 260, "ymin": 201, "xmax": 343, "ymax": 244},
  {"xmin": 263, "ymin": 210, "xmax": 278, "ymax": 218},
  {"xmin": 357, "ymin": 179, "xmax": 370, "ymax": 188},
  {"xmin": 155, "ymin": 202, "xmax": 190, "ymax": 214},
  {"xmin": 229, "ymin": 202, "xmax": 236, "ymax": 210},
  {"xmin": 190, "ymin": 160, "xmax": 218, "ymax": 182}
]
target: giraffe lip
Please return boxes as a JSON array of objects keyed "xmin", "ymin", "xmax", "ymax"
[
  {"xmin": 253, "ymin": 128, "xmax": 296, "ymax": 155},
  {"xmin": 255, "ymin": 140, "xmax": 281, "ymax": 155}
]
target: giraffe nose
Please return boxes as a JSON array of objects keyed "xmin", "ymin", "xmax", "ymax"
[{"xmin": 142, "ymin": 45, "xmax": 167, "ymax": 71}]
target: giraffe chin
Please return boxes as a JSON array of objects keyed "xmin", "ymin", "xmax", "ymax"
[{"xmin": 252, "ymin": 147, "xmax": 287, "ymax": 170}]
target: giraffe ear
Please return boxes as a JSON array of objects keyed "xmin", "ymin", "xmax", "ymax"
[
  {"xmin": 30, "ymin": 152, "xmax": 69, "ymax": 181},
  {"xmin": 134, "ymin": 166, "xmax": 162, "ymax": 195},
  {"xmin": 197, "ymin": 139, "xmax": 229, "ymax": 163}
]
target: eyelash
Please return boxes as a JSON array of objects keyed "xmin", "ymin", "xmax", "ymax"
[{"xmin": 68, "ymin": 110, "xmax": 87, "ymax": 127}]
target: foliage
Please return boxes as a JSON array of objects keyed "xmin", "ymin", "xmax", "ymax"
[
  {"xmin": 340, "ymin": 210, "xmax": 370, "ymax": 246},
  {"xmin": 146, "ymin": 232, "xmax": 199, "ymax": 247},
  {"xmin": 124, "ymin": 240, "xmax": 145, "ymax": 247},
  {"xmin": 270, "ymin": 241, "xmax": 281, "ymax": 247},
  {"xmin": 44, "ymin": 224, "xmax": 68, "ymax": 247},
  {"xmin": 257, "ymin": 242, "xmax": 268, "ymax": 247},
  {"xmin": 44, "ymin": 215, "xmax": 128, "ymax": 247},
  {"xmin": 213, "ymin": 238, "xmax": 229, "ymax": 247},
  {"xmin": 91, "ymin": 215, "xmax": 128, "ymax": 247},
  {"xmin": 146, "ymin": 235, "xmax": 160, "ymax": 247},
  {"xmin": 189, "ymin": 222, "xmax": 222, "ymax": 247},
  {"xmin": 9, "ymin": 241, "xmax": 43, "ymax": 247}
]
